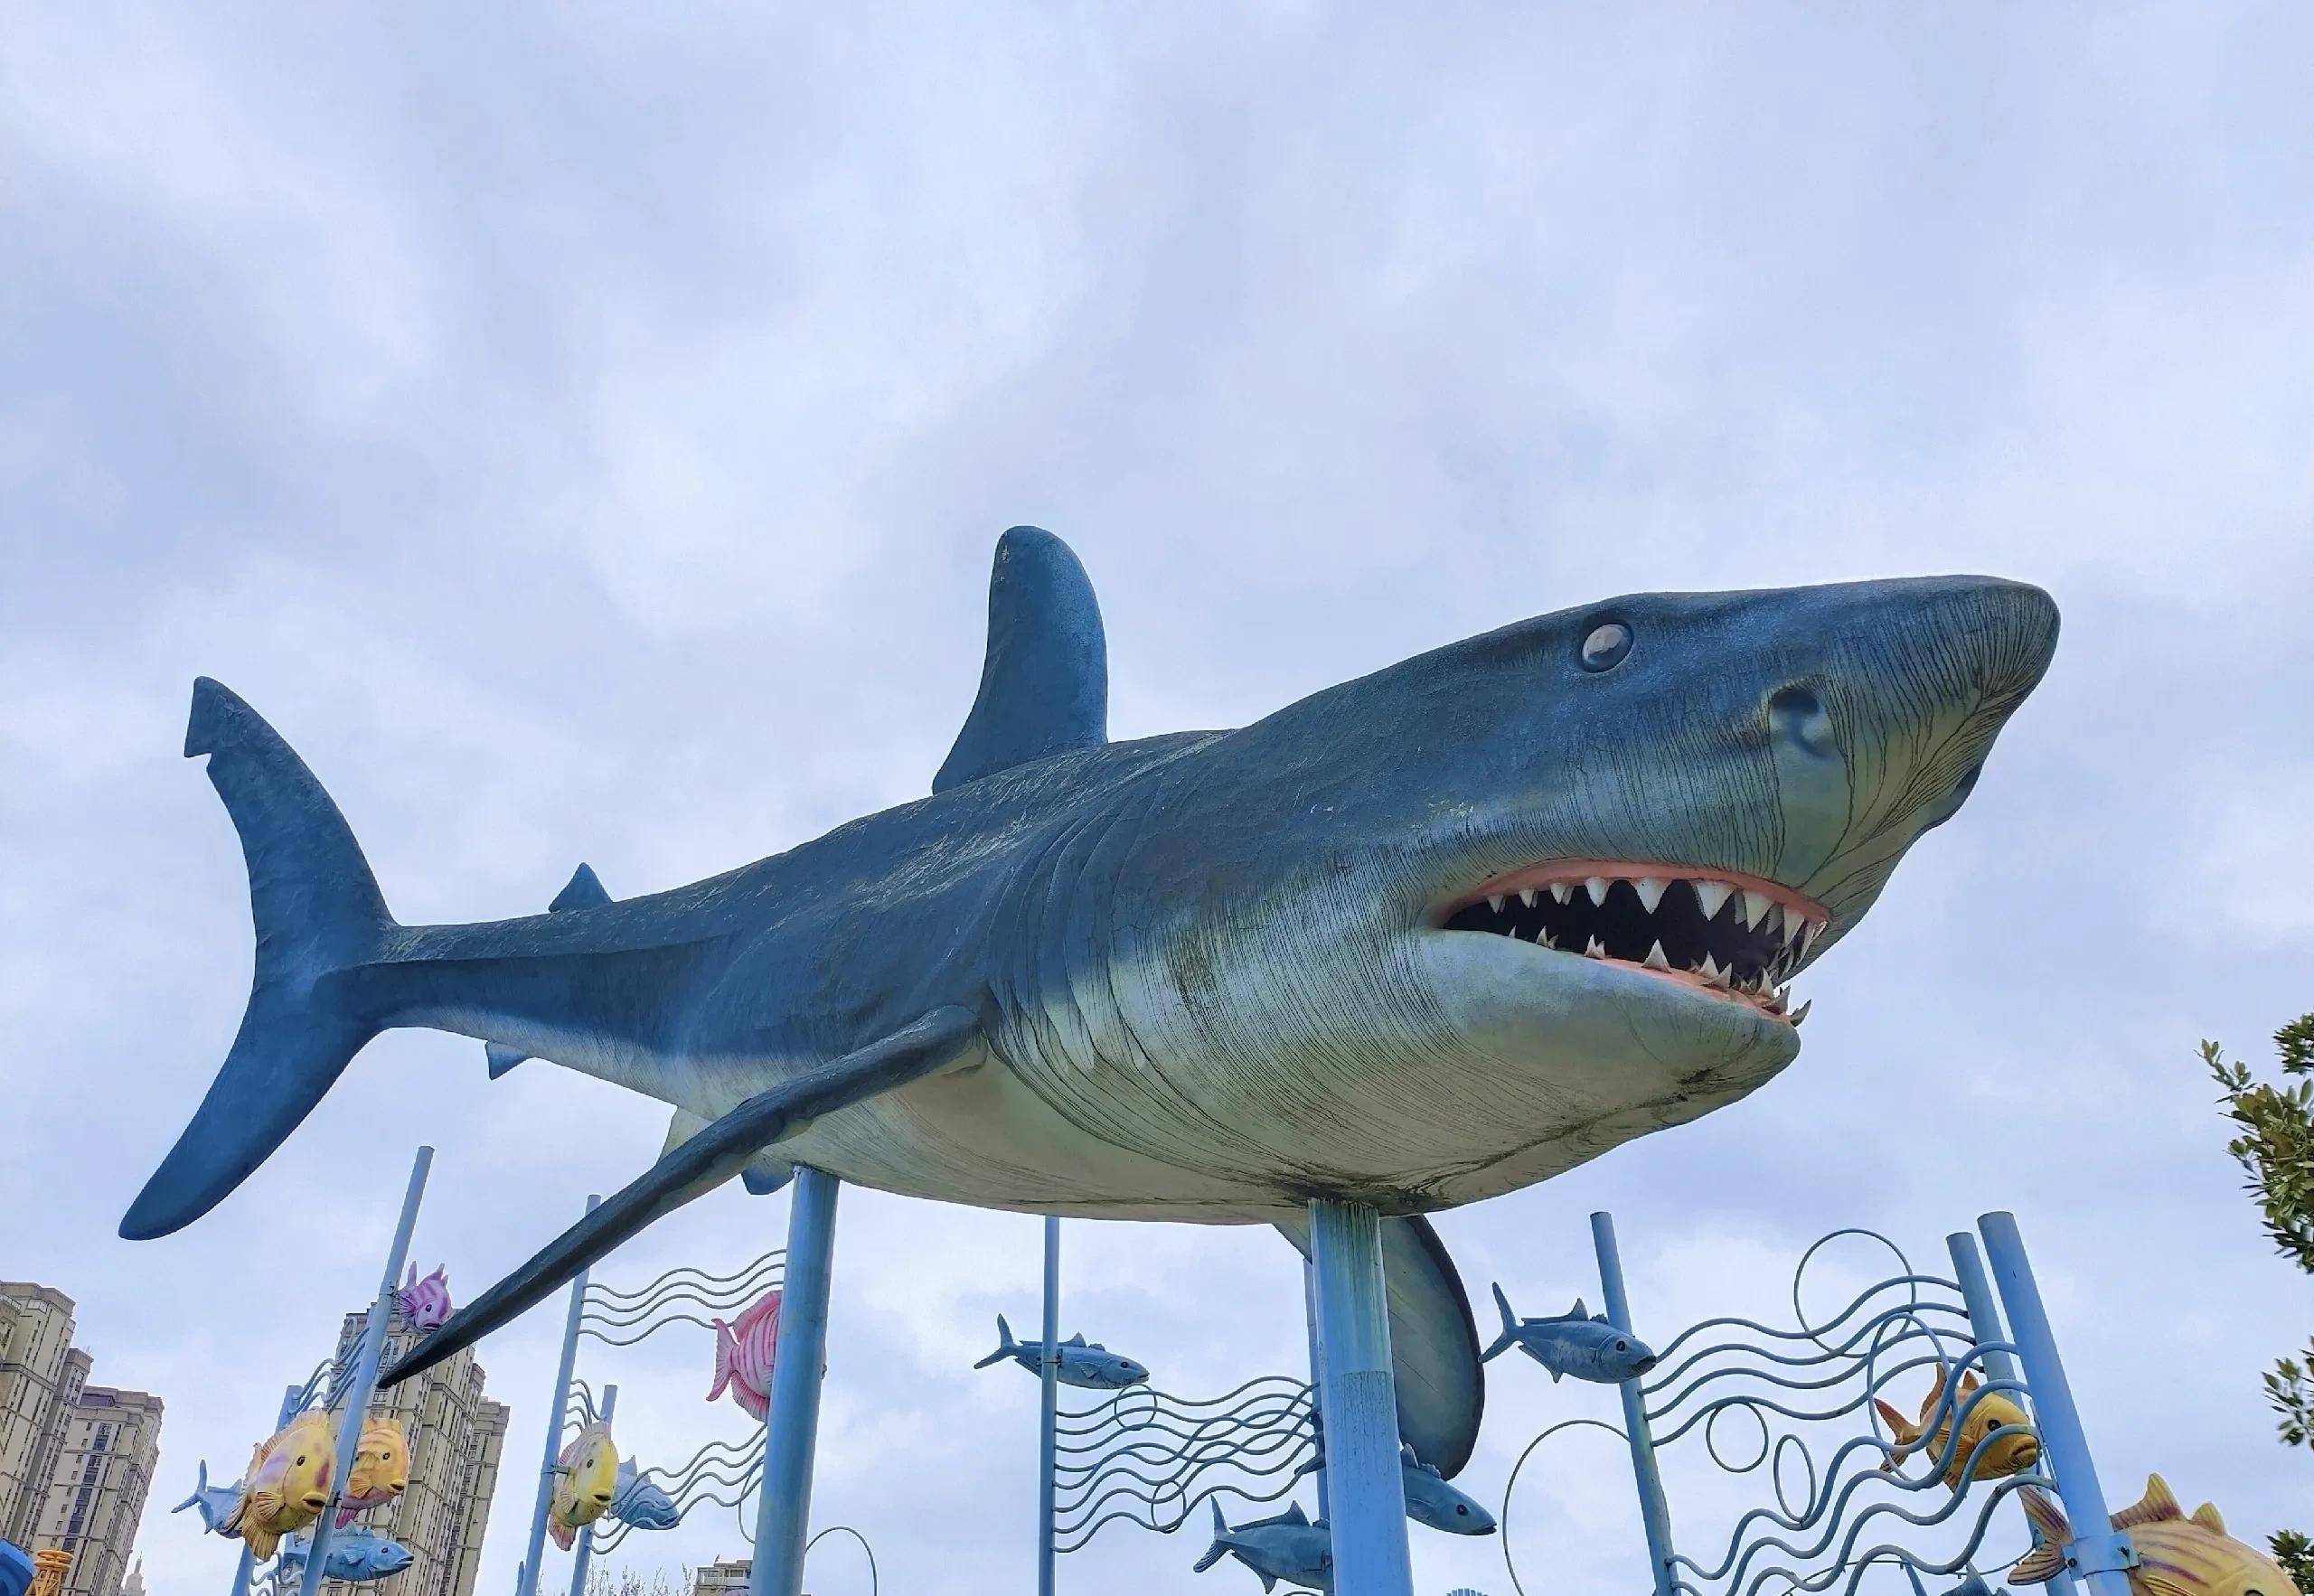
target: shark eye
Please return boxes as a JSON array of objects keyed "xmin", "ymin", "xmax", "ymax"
[
  {"xmin": 1456, "ymin": 1505, "xmax": 1469, "ymax": 1516},
  {"xmin": 1579, "ymin": 622, "xmax": 1632, "ymax": 672}
]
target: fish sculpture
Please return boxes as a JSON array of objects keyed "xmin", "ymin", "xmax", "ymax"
[
  {"xmin": 707, "ymin": 1288, "xmax": 783, "ymax": 1421},
  {"xmin": 114, "ymin": 527, "xmax": 2058, "ymax": 1491},
  {"xmin": 1874, "ymin": 1366, "xmax": 2039, "ymax": 1487},
  {"xmin": 607, "ymin": 1459, "xmax": 680, "ymax": 1531},
  {"xmin": 1397, "ymin": 1445, "xmax": 1496, "ymax": 1535},
  {"xmin": 398, "ymin": 1265, "xmax": 452, "ymax": 1333},
  {"xmin": 1481, "ymin": 1285, "xmax": 1657, "ymax": 1384},
  {"xmin": 278, "ymin": 1528, "xmax": 415, "ymax": 1582},
  {"xmin": 973, "ymin": 1315, "xmax": 1150, "ymax": 1390},
  {"xmin": 173, "ymin": 1460, "xmax": 244, "ymax": 1535},
  {"xmin": 219, "ymin": 1409, "xmax": 336, "ymax": 1561},
  {"xmin": 335, "ymin": 1415, "xmax": 410, "ymax": 1526},
  {"xmin": 546, "ymin": 1422, "xmax": 619, "ymax": 1552},
  {"xmin": 2011, "ymin": 1476, "xmax": 2300, "ymax": 1596},
  {"xmin": 1193, "ymin": 1499, "xmax": 1333, "ymax": 1592}
]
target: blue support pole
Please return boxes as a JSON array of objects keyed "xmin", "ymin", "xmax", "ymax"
[
  {"xmin": 299, "ymin": 1147, "xmax": 434, "ymax": 1596},
  {"xmin": 1303, "ymin": 1260, "xmax": 1330, "ymax": 1523},
  {"xmin": 518, "ymin": 1194, "xmax": 601, "ymax": 1596},
  {"xmin": 1977, "ymin": 1213, "xmax": 2134, "ymax": 1596},
  {"xmin": 564, "ymin": 1385, "xmax": 616, "ymax": 1596},
  {"xmin": 1592, "ymin": 1212, "xmax": 1677, "ymax": 1596},
  {"xmin": 1307, "ymin": 1198, "xmax": 1413, "ymax": 1596},
  {"xmin": 226, "ymin": 1386, "xmax": 306, "ymax": 1596},
  {"xmin": 749, "ymin": 1166, "xmax": 842, "ymax": 1596},
  {"xmin": 1038, "ymin": 1216, "xmax": 1060, "ymax": 1596},
  {"xmin": 1947, "ymin": 1233, "xmax": 2080, "ymax": 1596}
]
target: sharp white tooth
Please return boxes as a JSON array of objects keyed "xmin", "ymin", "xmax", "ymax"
[
  {"xmin": 1779, "ymin": 913, "xmax": 1807, "ymax": 950},
  {"xmin": 1519, "ymin": 888, "xmax": 1538, "ymax": 908},
  {"xmin": 1538, "ymin": 930, "xmax": 1558, "ymax": 949},
  {"xmin": 1488, "ymin": 895, "xmax": 1504, "ymax": 913},
  {"xmin": 1633, "ymin": 878, "xmax": 1668, "ymax": 914},
  {"xmin": 1692, "ymin": 880, "xmax": 1734, "ymax": 920},
  {"xmin": 1699, "ymin": 953, "xmax": 1727, "ymax": 986},
  {"xmin": 1585, "ymin": 936, "xmax": 1606, "ymax": 958},
  {"xmin": 1797, "ymin": 921, "xmax": 1822, "ymax": 960},
  {"xmin": 1642, "ymin": 940, "xmax": 1671, "ymax": 970},
  {"xmin": 1739, "ymin": 890, "xmax": 1773, "ymax": 931},
  {"xmin": 1585, "ymin": 878, "xmax": 1611, "ymax": 907},
  {"xmin": 1548, "ymin": 882, "xmax": 1573, "ymax": 904},
  {"xmin": 1773, "ymin": 984, "xmax": 1792, "ymax": 1010},
  {"xmin": 1789, "ymin": 999, "xmax": 1811, "ymax": 1027}
]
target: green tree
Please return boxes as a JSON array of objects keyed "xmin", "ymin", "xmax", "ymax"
[{"xmin": 2203, "ymin": 1012, "xmax": 2314, "ymax": 1580}]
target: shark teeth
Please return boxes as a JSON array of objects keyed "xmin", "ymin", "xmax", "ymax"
[{"xmin": 1441, "ymin": 868, "xmax": 1832, "ymax": 1028}]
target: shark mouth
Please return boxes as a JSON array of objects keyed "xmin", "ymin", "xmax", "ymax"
[{"xmin": 1435, "ymin": 862, "xmax": 1830, "ymax": 1026}]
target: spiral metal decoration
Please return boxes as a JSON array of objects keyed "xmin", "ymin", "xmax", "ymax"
[{"xmin": 1050, "ymin": 1375, "xmax": 1319, "ymax": 1554}]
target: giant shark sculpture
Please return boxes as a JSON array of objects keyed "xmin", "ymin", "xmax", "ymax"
[{"xmin": 122, "ymin": 528, "xmax": 2057, "ymax": 1478}]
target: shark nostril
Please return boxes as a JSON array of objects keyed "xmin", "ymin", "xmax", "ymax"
[{"xmin": 1767, "ymin": 684, "xmax": 1836, "ymax": 758}]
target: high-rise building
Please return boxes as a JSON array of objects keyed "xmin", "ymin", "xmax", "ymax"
[
  {"xmin": 306, "ymin": 1300, "xmax": 509, "ymax": 1596},
  {"xmin": 689, "ymin": 1559, "xmax": 750, "ymax": 1596},
  {"xmin": 0, "ymin": 1285, "xmax": 161, "ymax": 1596}
]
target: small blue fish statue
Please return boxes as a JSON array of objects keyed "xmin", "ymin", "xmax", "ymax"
[
  {"xmin": 278, "ymin": 1528, "xmax": 415, "ymax": 1582},
  {"xmin": 1482, "ymin": 1284, "xmax": 1657, "ymax": 1383},
  {"xmin": 607, "ymin": 1459, "xmax": 680, "ymax": 1531},
  {"xmin": 1192, "ymin": 1499, "xmax": 1332, "ymax": 1592},
  {"xmin": 173, "ymin": 1460, "xmax": 244, "ymax": 1535},
  {"xmin": 973, "ymin": 1315, "xmax": 1149, "ymax": 1389},
  {"xmin": 1397, "ymin": 1445, "xmax": 1495, "ymax": 1535}
]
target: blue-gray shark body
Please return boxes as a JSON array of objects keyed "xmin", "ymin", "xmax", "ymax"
[
  {"xmin": 974, "ymin": 1314, "xmax": 1150, "ymax": 1389},
  {"xmin": 120, "ymin": 528, "xmax": 2057, "ymax": 1471}
]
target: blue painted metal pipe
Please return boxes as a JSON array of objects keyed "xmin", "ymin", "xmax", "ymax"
[
  {"xmin": 299, "ymin": 1147, "xmax": 434, "ymax": 1596},
  {"xmin": 1308, "ymin": 1198, "xmax": 1414, "ymax": 1596},
  {"xmin": 750, "ymin": 1166, "xmax": 842, "ymax": 1596},
  {"xmin": 565, "ymin": 1385, "xmax": 616, "ymax": 1596},
  {"xmin": 1948, "ymin": 1233, "xmax": 2080, "ymax": 1596},
  {"xmin": 1038, "ymin": 1216, "xmax": 1060, "ymax": 1596},
  {"xmin": 518, "ymin": 1195, "xmax": 601, "ymax": 1596},
  {"xmin": 1978, "ymin": 1213, "xmax": 2133, "ymax": 1596},
  {"xmin": 1303, "ymin": 1259, "xmax": 1330, "ymax": 1523},
  {"xmin": 1591, "ymin": 1212, "xmax": 1676, "ymax": 1596}
]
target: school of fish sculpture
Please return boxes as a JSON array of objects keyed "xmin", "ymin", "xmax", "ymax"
[
  {"xmin": 172, "ymin": 1460, "xmax": 243, "ymax": 1535},
  {"xmin": 1193, "ymin": 1499, "xmax": 1333, "ymax": 1592},
  {"xmin": 397, "ymin": 1265, "xmax": 453, "ymax": 1333},
  {"xmin": 335, "ymin": 1415, "xmax": 410, "ymax": 1526},
  {"xmin": 973, "ymin": 1315, "xmax": 1150, "ymax": 1389},
  {"xmin": 278, "ymin": 1528, "xmax": 415, "ymax": 1582},
  {"xmin": 1875, "ymin": 1366, "xmax": 2039, "ymax": 1487},
  {"xmin": 1481, "ymin": 1285, "xmax": 1657, "ymax": 1384},
  {"xmin": 546, "ymin": 1422, "xmax": 619, "ymax": 1552},
  {"xmin": 707, "ymin": 1288, "xmax": 783, "ymax": 1421},
  {"xmin": 606, "ymin": 1459, "xmax": 680, "ymax": 1531},
  {"xmin": 2011, "ymin": 1476, "xmax": 2300, "ymax": 1596},
  {"xmin": 219, "ymin": 1409, "xmax": 336, "ymax": 1560}
]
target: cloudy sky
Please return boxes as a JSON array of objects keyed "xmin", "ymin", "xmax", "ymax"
[{"xmin": 5, "ymin": 5, "xmax": 2312, "ymax": 1594}]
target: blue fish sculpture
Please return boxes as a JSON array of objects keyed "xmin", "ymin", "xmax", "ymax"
[
  {"xmin": 607, "ymin": 1459, "xmax": 680, "ymax": 1531},
  {"xmin": 1192, "ymin": 1499, "xmax": 1332, "ymax": 1592},
  {"xmin": 278, "ymin": 1528, "xmax": 415, "ymax": 1582},
  {"xmin": 115, "ymin": 526, "xmax": 2057, "ymax": 1484},
  {"xmin": 173, "ymin": 1460, "xmax": 243, "ymax": 1535},
  {"xmin": 973, "ymin": 1315, "xmax": 1149, "ymax": 1389},
  {"xmin": 1397, "ymin": 1445, "xmax": 1495, "ymax": 1535},
  {"xmin": 1482, "ymin": 1284, "xmax": 1657, "ymax": 1384}
]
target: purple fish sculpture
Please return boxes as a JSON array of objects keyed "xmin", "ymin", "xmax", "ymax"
[{"xmin": 397, "ymin": 1264, "xmax": 452, "ymax": 1332}]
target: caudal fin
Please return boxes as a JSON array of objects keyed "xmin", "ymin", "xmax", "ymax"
[
  {"xmin": 121, "ymin": 681, "xmax": 390, "ymax": 1240},
  {"xmin": 1190, "ymin": 1499, "xmax": 1234, "ymax": 1573},
  {"xmin": 173, "ymin": 1460, "xmax": 210, "ymax": 1516},
  {"xmin": 707, "ymin": 1319, "xmax": 737, "ymax": 1403},
  {"xmin": 973, "ymin": 1314, "xmax": 1017, "ymax": 1369},
  {"xmin": 1482, "ymin": 1282, "xmax": 1519, "ymax": 1362}
]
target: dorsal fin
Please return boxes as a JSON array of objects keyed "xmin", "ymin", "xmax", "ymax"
[
  {"xmin": 2112, "ymin": 1474, "xmax": 2183, "ymax": 1528},
  {"xmin": 486, "ymin": 864, "xmax": 614, "ymax": 1077},
  {"xmin": 932, "ymin": 527, "xmax": 1106, "ymax": 793},
  {"xmin": 2190, "ymin": 1501, "xmax": 2225, "ymax": 1535}
]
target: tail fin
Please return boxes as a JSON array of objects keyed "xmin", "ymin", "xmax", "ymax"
[
  {"xmin": 1482, "ymin": 1283, "xmax": 1519, "ymax": 1362},
  {"xmin": 121, "ymin": 681, "xmax": 390, "ymax": 1240},
  {"xmin": 1190, "ymin": 1499, "xmax": 1234, "ymax": 1573},
  {"xmin": 973, "ymin": 1314, "xmax": 1017, "ymax": 1369},
  {"xmin": 707, "ymin": 1319, "xmax": 737, "ymax": 1403},
  {"xmin": 173, "ymin": 1460, "xmax": 210, "ymax": 1516},
  {"xmin": 484, "ymin": 865, "xmax": 611, "ymax": 1077}
]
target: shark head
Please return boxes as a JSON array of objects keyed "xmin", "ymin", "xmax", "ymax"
[{"xmin": 1051, "ymin": 576, "xmax": 2058, "ymax": 1211}]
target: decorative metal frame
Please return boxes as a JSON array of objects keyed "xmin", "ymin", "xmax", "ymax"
[{"xmin": 1051, "ymin": 1375, "xmax": 1320, "ymax": 1553}]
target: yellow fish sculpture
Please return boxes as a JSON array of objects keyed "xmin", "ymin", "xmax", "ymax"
[
  {"xmin": 219, "ymin": 1410, "xmax": 336, "ymax": 1560},
  {"xmin": 335, "ymin": 1416, "xmax": 409, "ymax": 1526},
  {"xmin": 1874, "ymin": 1366, "xmax": 2038, "ymax": 1487},
  {"xmin": 2012, "ymin": 1476, "xmax": 2301, "ymax": 1596},
  {"xmin": 546, "ymin": 1422, "xmax": 618, "ymax": 1552}
]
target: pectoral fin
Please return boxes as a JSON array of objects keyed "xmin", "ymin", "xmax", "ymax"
[{"xmin": 381, "ymin": 1005, "xmax": 982, "ymax": 1386}]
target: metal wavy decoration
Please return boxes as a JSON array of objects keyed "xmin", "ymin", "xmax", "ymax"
[
  {"xmin": 1051, "ymin": 1375, "xmax": 1319, "ymax": 1554},
  {"xmin": 586, "ymin": 1428, "xmax": 768, "ymax": 1554},
  {"xmin": 579, "ymin": 1247, "xmax": 786, "ymax": 1347}
]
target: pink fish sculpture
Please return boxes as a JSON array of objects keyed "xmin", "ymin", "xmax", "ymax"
[
  {"xmin": 708, "ymin": 1289, "xmax": 782, "ymax": 1420},
  {"xmin": 398, "ymin": 1264, "xmax": 451, "ymax": 1332}
]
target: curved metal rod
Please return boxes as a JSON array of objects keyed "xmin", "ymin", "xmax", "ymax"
[
  {"xmin": 1646, "ymin": 1337, "xmax": 1958, "ymax": 1424},
  {"xmin": 583, "ymin": 1308, "xmax": 776, "ymax": 1349},
  {"xmin": 579, "ymin": 1265, "xmax": 787, "ymax": 1332},
  {"xmin": 1649, "ymin": 1274, "xmax": 1962, "ymax": 1368},
  {"xmin": 1500, "ymin": 1417, "xmax": 1632, "ymax": 1596},
  {"xmin": 804, "ymin": 1526, "xmax": 878, "ymax": 1596},
  {"xmin": 1056, "ymin": 1426, "xmax": 1316, "ymax": 1505},
  {"xmin": 1053, "ymin": 1395, "xmax": 1312, "ymax": 1459},
  {"xmin": 1055, "ymin": 1423, "xmax": 1312, "ymax": 1485},
  {"xmin": 585, "ymin": 1250, "xmax": 786, "ymax": 1309},
  {"xmin": 1057, "ymin": 1375, "xmax": 1311, "ymax": 1426},
  {"xmin": 1645, "ymin": 1298, "xmax": 1969, "ymax": 1396},
  {"xmin": 1711, "ymin": 1461, "xmax": 2050, "ymax": 1595},
  {"xmin": 1646, "ymin": 1351, "xmax": 2020, "ymax": 1456},
  {"xmin": 1054, "ymin": 1384, "xmax": 1312, "ymax": 1444},
  {"xmin": 1054, "ymin": 1450, "xmax": 1320, "ymax": 1553},
  {"xmin": 582, "ymin": 1260, "xmax": 785, "ymax": 1319},
  {"xmin": 1721, "ymin": 1474, "xmax": 2044, "ymax": 1596}
]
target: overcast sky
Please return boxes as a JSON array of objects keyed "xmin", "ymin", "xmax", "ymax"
[{"xmin": 5, "ymin": 5, "xmax": 2312, "ymax": 1595}]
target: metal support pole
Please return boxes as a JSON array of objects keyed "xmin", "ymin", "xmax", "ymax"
[
  {"xmin": 1978, "ymin": 1213, "xmax": 2133, "ymax": 1596},
  {"xmin": 227, "ymin": 1386, "xmax": 306, "ymax": 1596},
  {"xmin": 1307, "ymin": 1198, "xmax": 1413, "ymax": 1596},
  {"xmin": 564, "ymin": 1385, "xmax": 616, "ymax": 1596},
  {"xmin": 1948, "ymin": 1233, "xmax": 2079, "ymax": 1596},
  {"xmin": 518, "ymin": 1194, "xmax": 601, "ymax": 1596},
  {"xmin": 300, "ymin": 1147, "xmax": 434, "ymax": 1596},
  {"xmin": 1303, "ymin": 1260, "xmax": 1330, "ymax": 1523},
  {"xmin": 1038, "ymin": 1216, "xmax": 1060, "ymax": 1596},
  {"xmin": 749, "ymin": 1166, "xmax": 842, "ymax": 1596},
  {"xmin": 1593, "ymin": 1212, "xmax": 1677, "ymax": 1596}
]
